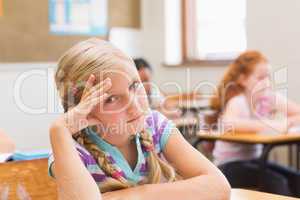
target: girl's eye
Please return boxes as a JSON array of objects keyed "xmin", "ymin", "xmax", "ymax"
[{"xmin": 105, "ymin": 96, "xmax": 119, "ymax": 104}]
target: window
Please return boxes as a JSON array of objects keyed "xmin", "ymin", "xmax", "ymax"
[{"xmin": 165, "ymin": 0, "xmax": 247, "ymax": 65}]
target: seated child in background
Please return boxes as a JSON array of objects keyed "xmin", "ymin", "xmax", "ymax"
[
  {"xmin": 134, "ymin": 58, "xmax": 182, "ymax": 119},
  {"xmin": 209, "ymin": 50, "xmax": 300, "ymax": 196},
  {"xmin": 0, "ymin": 129, "xmax": 15, "ymax": 162},
  {"xmin": 48, "ymin": 39, "xmax": 230, "ymax": 200}
]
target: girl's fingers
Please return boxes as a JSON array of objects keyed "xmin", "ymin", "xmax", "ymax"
[
  {"xmin": 88, "ymin": 93, "xmax": 109, "ymax": 107},
  {"xmin": 87, "ymin": 85, "xmax": 110, "ymax": 102},
  {"xmin": 81, "ymin": 74, "xmax": 96, "ymax": 99},
  {"xmin": 82, "ymin": 78, "xmax": 111, "ymax": 101},
  {"xmin": 79, "ymin": 93, "xmax": 108, "ymax": 113},
  {"xmin": 90, "ymin": 78, "xmax": 111, "ymax": 95},
  {"xmin": 87, "ymin": 117, "xmax": 101, "ymax": 126},
  {"xmin": 84, "ymin": 84, "xmax": 110, "ymax": 104}
]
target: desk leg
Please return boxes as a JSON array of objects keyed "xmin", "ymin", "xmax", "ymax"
[
  {"xmin": 288, "ymin": 145, "xmax": 293, "ymax": 168},
  {"xmin": 258, "ymin": 144, "xmax": 274, "ymax": 191},
  {"xmin": 192, "ymin": 138, "xmax": 203, "ymax": 148},
  {"xmin": 297, "ymin": 143, "xmax": 300, "ymax": 171}
]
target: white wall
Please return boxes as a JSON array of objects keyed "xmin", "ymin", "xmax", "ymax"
[
  {"xmin": 1, "ymin": 0, "xmax": 300, "ymax": 151},
  {"xmin": 247, "ymin": 0, "xmax": 300, "ymax": 102},
  {"xmin": 0, "ymin": 64, "xmax": 61, "ymax": 150}
]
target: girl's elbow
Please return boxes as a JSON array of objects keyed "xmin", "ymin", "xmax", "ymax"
[
  {"xmin": 195, "ymin": 172, "xmax": 231, "ymax": 199},
  {"xmin": 206, "ymin": 171, "xmax": 231, "ymax": 200},
  {"xmin": 222, "ymin": 181, "xmax": 231, "ymax": 200},
  {"xmin": 218, "ymin": 174, "xmax": 231, "ymax": 200}
]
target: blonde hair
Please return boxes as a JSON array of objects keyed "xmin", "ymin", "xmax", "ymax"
[
  {"xmin": 208, "ymin": 50, "xmax": 268, "ymax": 125},
  {"xmin": 55, "ymin": 38, "xmax": 177, "ymax": 193}
]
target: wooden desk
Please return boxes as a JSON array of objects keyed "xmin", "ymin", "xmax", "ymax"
[
  {"xmin": 194, "ymin": 132, "xmax": 300, "ymax": 192},
  {"xmin": 164, "ymin": 93, "xmax": 210, "ymax": 115},
  {"xmin": 196, "ymin": 132, "xmax": 300, "ymax": 145},
  {"xmin": 178, "ymin": 99, "xmax": 210, "ymax": 110},
  {"xmin": 231, "ymin": 189, "xmax": 300, "ymax": 200},
  {"xmin": 173, "ymin": 117, "xmax": 198, "ymax": 127},
  {"xmin": 195, "ymin": 132, "xmax": 300, "ymax": 169},
  {"xmin": 0, "ymin": 158, "xmax": 57, "ymax": 200},
  {"xmin": 1, "ymin": 159, "xmax": 298, "ymax": 200}
]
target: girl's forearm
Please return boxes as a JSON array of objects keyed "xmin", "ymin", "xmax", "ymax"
[
  {"xmin": 224, "ymin": 119, "xmax": 288, "ymax": 134},
  {"xmin": 133, "ymin": 175, "xmax": 230, "ymax": 200},
  {"xmin": 50, "ymin": 122, "xmax": 102, "ymax": 200}
]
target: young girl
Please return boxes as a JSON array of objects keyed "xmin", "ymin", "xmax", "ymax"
[
  {"xmin": 210, "ymin": 50, "xmax": 300, "ymax": 196},
  {"xmin": 48, "ymin": 38, "xmax": 230, "ymax": 200}
]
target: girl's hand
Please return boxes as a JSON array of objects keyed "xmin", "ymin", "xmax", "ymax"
[{"xmin": 54, "ymin": 74, "xmax": 111, "ymax": 135}]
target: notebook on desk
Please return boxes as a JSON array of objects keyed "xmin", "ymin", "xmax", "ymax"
[
  {"xmin": 12, "ymin": 149, "xmax": 50, "ymax": 161},
  {"xmin": 0, "ymin": 153, "xmax": 13, "ymax": 163}
]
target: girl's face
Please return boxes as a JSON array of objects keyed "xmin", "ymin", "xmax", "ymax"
[
  {"xmin": 90, "ymin": 64, "xmax": 150, "ymax": 147},
  {"xmin": 240, "ymin": 61, "xmax": 271, "ymax": 96}
]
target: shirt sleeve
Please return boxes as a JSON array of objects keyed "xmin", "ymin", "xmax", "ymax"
[
  {"xmin": 223, "ymin": 95, "xmax": 250, "ymax": 119},
  {"xmin": 147, "ymin": 111, "xmax": 176, "ymax": 153},
  {"xmin": 47, "ymin": 141, "xmax": 96, "ymax": 178}
]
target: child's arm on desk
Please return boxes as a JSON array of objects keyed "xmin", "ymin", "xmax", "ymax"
[
  {"xmin": 49, "ymin": 75, "xmax": 110, "ymax": 200},
  {"xmin": 145, "ymin": 129, "xmax": 230, "ymax": 200},
  {"xmin": 50, "ymin": 119, "xmax": 102, "ymax": 200}
]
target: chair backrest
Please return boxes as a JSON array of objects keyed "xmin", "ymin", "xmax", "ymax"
[{"xmin": 0, "ymin": 158, "xmax": 57, "ymax": 199}]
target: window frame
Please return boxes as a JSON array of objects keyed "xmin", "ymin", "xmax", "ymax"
[{"xmin": 178, "ymin": 0, "xmax": 240, "ymax": 67}]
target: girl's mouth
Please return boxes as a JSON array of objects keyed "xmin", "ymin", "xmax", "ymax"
[{"xmin": 127, "ymin": 114, "xmax": 143, "ymax": 123}]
